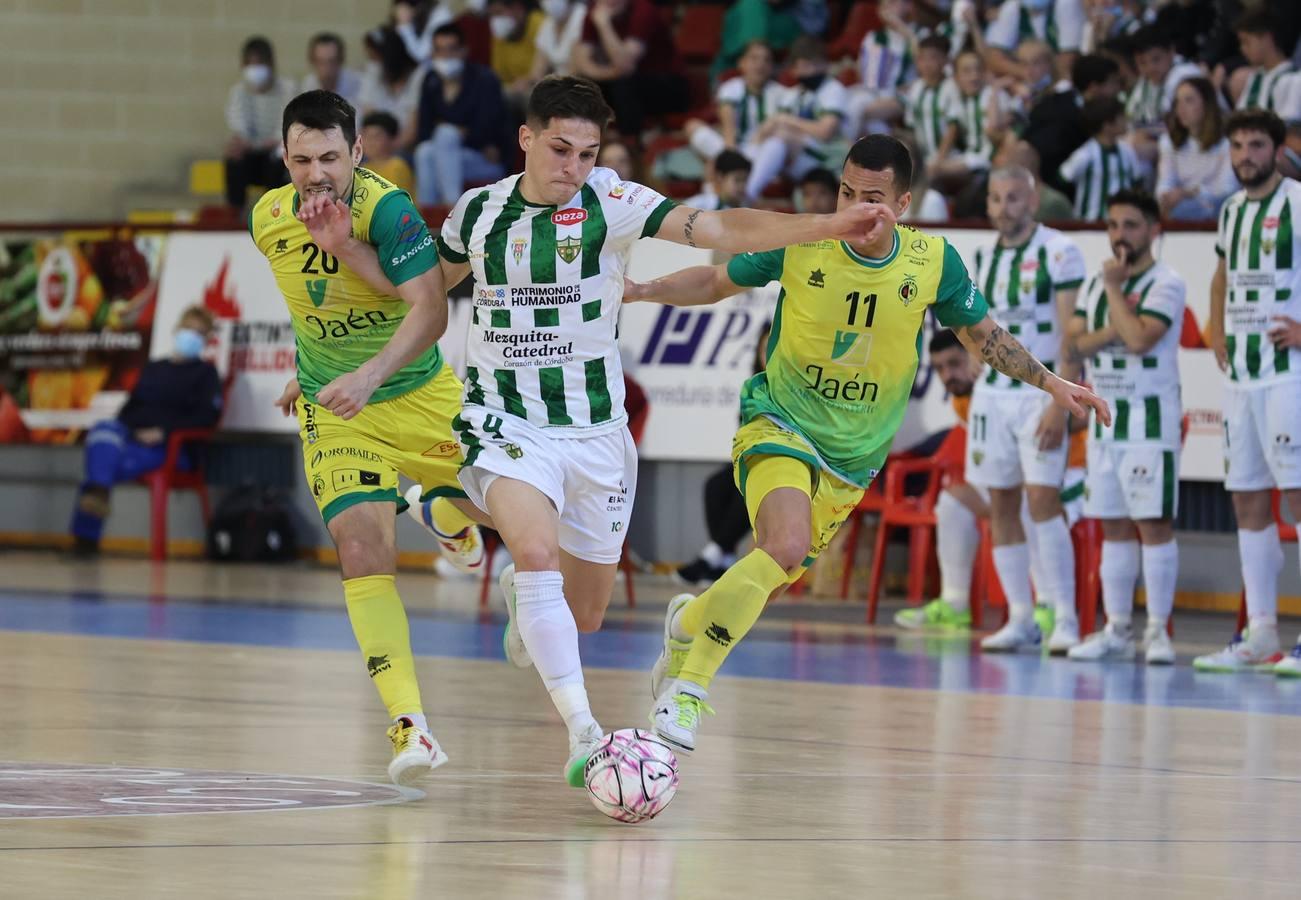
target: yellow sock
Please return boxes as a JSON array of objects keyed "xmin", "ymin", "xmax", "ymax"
[
  {"xmin": 678, "ymin": 549, "xmax": 789, "ymax": 690},
  {"xmin": 429, "ymin": 496, "xmax": 475, "ymax": 536},
  {"xmin": 343, "ymin": 575, "xmax": 422, "ymax": 720}
]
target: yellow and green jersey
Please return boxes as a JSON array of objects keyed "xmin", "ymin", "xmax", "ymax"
[
  {"xmin": 250, "ymin": 167, "xmax": 442, "ymax": 404},
  {"xmin": 727, "ymin": 226, "xmax": 989, "ymax": 487}
]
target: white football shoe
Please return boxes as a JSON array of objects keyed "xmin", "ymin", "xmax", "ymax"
[
  {"xmin": 651, "ymin": 593, "xmax": 694, "ymax": 699},
  {"xmin": 1142, "ymin": 621, "xmax": 1175, "ymax": 666},
  {"xmin": 1067, "ymin": 623, "xmax": 1135, "ymax": 661},
  {"xmin": 403, "ymin": 484, "xmax": 484, "ymax": 574},
  {"xmin": 386, "ymin": 717, "xmax": 449, "ymax": 787},
  {"xmin": 650, "ymin": 681, "xmax": 713, "ymax": 753},
  {"xmin": 980, "ymin": 616, "xmax": 1042, "ymax": 652},
  {"xmin": 1047, "ymin": 614, "xmax": 1081, "ymax": 655}
]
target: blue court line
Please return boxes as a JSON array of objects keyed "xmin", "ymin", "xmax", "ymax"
[{"xmin": 0, "ymin": 588, "xmax": 1298, "ymax": 716}]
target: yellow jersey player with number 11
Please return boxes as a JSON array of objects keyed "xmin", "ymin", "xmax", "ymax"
[{"xmin": 624, "ymin": 135, "xmax": 1111, "ymax": 753}]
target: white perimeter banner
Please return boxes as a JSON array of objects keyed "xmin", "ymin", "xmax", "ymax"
[{"xmin": 154, "ymin": 228, "xmax": 1227, "ymax": 480}]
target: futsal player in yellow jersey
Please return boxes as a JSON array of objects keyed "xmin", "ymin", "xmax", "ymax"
[
  {"xmin": 624, "ymin": 135, "xmax": 1111, "ymax": 752},
  {"xmin": 251, "ymin": 90, "xmax": 489, "ymax": 786}
]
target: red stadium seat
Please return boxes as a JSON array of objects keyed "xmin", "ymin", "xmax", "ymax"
[
  {"xmin": 675, "ymin": 4, "xmax": 725, "ymax": 64},
  {"xmin": 828, "ymin": 2, "xmax": 881, "ymax": 63}
]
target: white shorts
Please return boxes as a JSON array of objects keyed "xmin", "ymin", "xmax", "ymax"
[
  {"xmin": 1223, "ymin": 381, "xmax": 1301, "ymax": 491},
  {"xmin": 455, "ymin": 407, "xmax": 637, "ymax": 565},
  {"xmin": 967, "ymin": 466, "xmax": 1085, "ymax": 526},
  {"xmin": 1083, "ymin": 442, "xmax": 1179, "ymax": 520},
  {"xmin": 964, "ymin": 388, "xmax": 1069, "ymax": 490}
]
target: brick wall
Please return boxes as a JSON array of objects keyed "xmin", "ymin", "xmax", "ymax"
[{"xmin": 1, "ymin": 0, "xmax": 380, "ymax": 222}]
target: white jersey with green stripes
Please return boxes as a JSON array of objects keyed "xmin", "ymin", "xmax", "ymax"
[
  {"xmin": 1216, "ymin": 177, "xmax": 1301, "ymax": 386},
  {"xmin": 946, "ymin": 85, "xmax": 1007, "ymax": 163},
  {"xmin": 1235, "ymin": 61, "xmax": 1301, "ymax": 119},
  {"xmin": 438, "ymin": 167, "xmax": 676, "ymax": 434},
  {"xmin": 904, "ymin": 78, "xmax": 956, "ymax": 164},
  {"xmin": 1075, "ymin": 260, "xmax": 1185, "ymax": 446},
  {"xmin": 970, "ymin": 224, "xmax": 1086, "ymax": 390},
  {"xmin": 1059, "ymin": 138, "xmax": 1143, "ymax": 221}
]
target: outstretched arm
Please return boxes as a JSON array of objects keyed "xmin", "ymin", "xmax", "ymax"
[
  {"xmin": 298, "ymin": 196, "xmax": 401, "ymax": 296},
  {"xmin": 623, "ymin": 264, "xmax": 746, "ymax": 307},
  {"xmin": 956, "ymin": 314, "xmax": 1112, "ymax": 425},
  {"xmin": 652, "ymin": 202, "xmax": 894, "ymax": 255}
]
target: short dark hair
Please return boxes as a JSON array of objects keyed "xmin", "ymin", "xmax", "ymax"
[
  {"xmin": 715, "ymin": 149, "xmax": 752, "ymax": 176},
  {"xmin": 1225, "ymin": 107, "xmax": 1287, "ymax": 148},
  {"xmin": 282, "ymin": 89, "xmax": 358, "ymax": 148},
  {"xmin": 361, "ymin": 110, "xmax": 400, "ymax": 138},
  {"xmin": 844, "ymin": 134, "xmax": 913, "ymax": 194},
  {"xmin": 1082, "ymin": 96, "xmax": 1126, "ymax": 136},
  {"xmin": 309, "ymin": 32, "xmax": 344, "ymax": 59},
  {"xmin": 242, "ymin": 35, "xmax": 274, "ymax": 65},
  {"xmin": 433, "ymin": 23, "xmax": 464, "ymax": 45},
  {"xmin": 526, "ymin": 75, "xmax": 613, "ymax": 130},
  {"xmin": 928, "ymin": 328, "xmax": 963, "ymax": 355},
  {"xmin": 799, "ymin": 167, "xmax": 839, "ymax": 193},
  {"xmin": 918, "ymin": 34, "xmax": 952, "ymax": 56},
  {"xmin": 1128, "ymin": 24, "xmax": 1173, "ymax": 55},
  {"xmin": 1071, "ymin": 54, "xmax": 1120, "ymax": 93},
  {"xmin": 1234, "ymin": 8, "xmax": 1276, "ymax": 39},
  {"xmin": 788, "ymin": 35, "xmax": 826, "ymax": 63},
  {"xmin": 1107, "ymin": 188, "xmax": 1160, "ymax": 223}
]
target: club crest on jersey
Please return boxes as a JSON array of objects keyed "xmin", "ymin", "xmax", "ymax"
[
  {"xmin": 1262, "ymin": 238, "xmax": 1276, "ymax": 255},
  {"xmin": 512, "ymin": 238, "xmax": 527, "ymax": 264},
  {"xmin": 898, "ymin": 276, "xmax": 919, "ymax": 306},
  {"xmin": 552, "ymin": 208, "xmax": 587, "ymax": 226},
  {"xmin": 808, "ymin": 268, "xmax": 826, "ymax": 288},
  {"xmin": 556, "ymin": 235, "xmax": 582, "ymax": 264}
]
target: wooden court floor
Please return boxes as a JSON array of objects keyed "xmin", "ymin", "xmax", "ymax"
[{"xmin": 0, "ymin": 552, "xmax": 1298, "ymax": 899}]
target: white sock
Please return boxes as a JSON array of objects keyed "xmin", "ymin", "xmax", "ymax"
[
  {"xmin": 1019, "ymin": 497, "xmax": 1044, "ymax": 603},
  {"xmin": 746, "ymin": 136, "xmax": 787, "ymax": 201},
  {"xmin": 700, "ymin": 541, "xmax": 725, "ymax": 567},
  {"xmin": 1141, "ymin": 539, "xmax": 1178, "ymax": 626},
  {"xmin": 513, "ymin": 570, "xmax": 597, "ymax": 733},
  {"xmin": 935, "ymin": 491, "xmax": 977, "ymax": 611},
  {"xmin": 1239, "ymin": 526, "xmax": 1283, "ymax": 627},
  {"xmin": 1031, "ymin": 516, "xmax": 1077, "ymax": 621},
  {"xmin": 396, "ymin": 712, "xmax": 429, "ymax": 733},
  {"xmin": 992, "ymin": 543, "xmax": 1034, "ymax": 622},
  {"xmin": 1099, "ymin": 539, "xmax": 1140, "ymax": 629}
]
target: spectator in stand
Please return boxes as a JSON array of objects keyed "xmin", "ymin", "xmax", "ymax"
[
  {"xmin": 393, "ymin": 0, "xmax": 488, "ymax": 64},
  {"xmin": 69, "ymin": 306, "xmax": 222, "ymax": 557},
  {"xmin": 571, "ymin": 0, "xmax": 689, "ymax": 138},
  {"xmin": 412, "ymin": 24, "xmax": 511, "ymax": 205},
  {"xmin": 1060, "ymin": 96, "xmax": 1142, "ymax": 221},
  {"xmin": 795, "ymin": 167, "xmax": 839, "ymax": 213},
  {"xmin": 1021, "ymin": 52, "xmax": 1122, "ymax": 196},
  {"xmin": 1157, "ymin": 77, "xmax": 1237, "ymax": 221},
  {"xmin": 711, "ymin": 0, "xmax": 828, "ymax": 82},
  {"xmin": 686, "ymin": 40, "xmax": 788, "ymax": 200},
  {"xmin": 930, "ymin": 48, "xmax": 1012, "ymax": 194},
  {"xmin": 1125, "ymin": 25, "xmax": 1204, "ymax": 162},
  {"xmin": 1154, "ymin": 0, "xmax": 1236, "ymax": 70},
  {"xmin": 596, "ymin": 140, "xmax": 637, "ymax": 180},
  {"xmin": 1282, "ymin": 120, "xmax": 1301, "ymax": 181},
  {"xmin": 900, "ymin": 35, "xmax": 954, "ymax": 170},
  {"xmin": 1001, "ymin": 37, "xmax": 1059, "ymax": 124},
  {"xmin": 1233, "ymin": 10, "xmax": 1301, "ymax": 119},
  {"xmin": 740, "ymin": 36, "xmax": 848, "ymax": 203},
  {"xmin": 684, "ymin": 150, "xmax": 753, "ymax": 210},
  {"xmin": 487, "ymin": 0, "xmax": 544, "ymax": 118},
  {"xmin": 357, "ymin": 27, "xmax": 425, "ymax": 151},
  {"xmin": 361, "ymin": 111, "xmax": 416, "ymax": 193},
  {"xmin": 1080, "ymin": 0, "xmax": 1146, "ymax": 54},
  {"xmin": 954, "ymin": 138, "xmax": 1075, "ymax": 220},
  {"xmin": 301, "ymin": 33, "xmax": 363, "ymax": 111},
  {"xmin": 223, "ymin": 36, "xmax": 295, "ymax": 209},
  {"xmin": 529, "ymin": 0, "xmax": 589, "ymax": 78},
  {"xmin": 845, "ymin": 0, "xmax": 923, "ymax": 136},
  {"xmin": 982, "ymin": 0, "xmax": 1086, "ymax": 81}
]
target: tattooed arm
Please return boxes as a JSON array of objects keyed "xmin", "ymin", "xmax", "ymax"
[
  {"xmin": 651, "ymin": 202, "xmax": 894, "ymax": 254},
  {"xmin": 956, "ymin": 314, "xmax": 1112, "ymax": 425}
]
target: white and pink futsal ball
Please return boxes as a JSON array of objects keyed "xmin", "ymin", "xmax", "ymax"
[{"xmin": 583, "ymin": 728, "xmax": 679, "ymax": 823}]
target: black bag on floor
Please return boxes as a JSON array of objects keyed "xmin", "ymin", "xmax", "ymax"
[{"xmin": 206, "ymin": 486, "xmax": 298, "ymax": 563}]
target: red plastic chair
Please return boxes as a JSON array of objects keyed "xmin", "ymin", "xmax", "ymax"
[
  {"xmin": 971, "ymin": 517, "xmax": 1099, "ymax": 632},
  {"xmin": 838, "ymin": 469, "xmax": 889, "ymax": 600},
  {"xmin": 675, "ymin": 4, "xmax": 725, "ymax": 64},
  {"xmin": 1235, "ymin": 489, "xmax": 1298, "ymax": 630},
  {"xmin": 828, "ymin": 1, "xmax": 881, "ymax": 63},
  {"xmin": 138, "ymin": 426, "xmax": 217, "ymax": 562}
]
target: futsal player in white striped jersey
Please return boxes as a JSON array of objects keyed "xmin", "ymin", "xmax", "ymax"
[
  {"xmin": 432, "ymin": 76, "xmax": 889, "ymax": 783},
  {"xmin": 966, "ymin": 165, "xmax": 1089, "ymax": 655},
  {"xmin": 1199, "ymin": 109, "xmax": 1301, "ymax": 675},
  {"xmin": 1064, "ymin": 189, "xmax": 1184, "ymax": 665}
]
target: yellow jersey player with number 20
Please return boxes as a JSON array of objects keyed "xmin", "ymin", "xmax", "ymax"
[
  {"xmin": 250, "ymin": 90, "xmax": 488, "ymax": 787},
  {"xmin": 624, "ymin": 135, "xmax": 1111, "ymax": 753}
]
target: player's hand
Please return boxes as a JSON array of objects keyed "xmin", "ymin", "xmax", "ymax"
[
  {"xmin": 297, "ymin": 195, "xmax": 352, "ymax": 256},
  {"xmin": 829, "ymin": 202, "xmax": 896, "ymax": 245},
  {"xmin": 134, "ymin": 427, "xmax": 165, "ymax": 445},
  {"xmin": 1045, "ymin": 375, "xmax": 1111, "ymax": 427},
  {"xmin": 622, "ymin": 276, "xmax": 649, "ymax": 302},
  {"xmin": 1034, "ymin": 404, "xmax": 1067, "ymax": 451},
  {"xmin": 1209, "ymin": 326, "xmax": 1228, "ymax": 372},
  {"xmin": 1267, "ymin": 315, "xmax": 1301, "ymax": 349},
  {"xmin": 1102, "ymin": 249, "xmax": 1128, "ymax": 291},
  {"xmin": 317, "ymin": 368, "xmax": 380, "ymax": 420},
  {"xmin": 274, "ymin": 378, "xmax": 301, "ymax": 417}
]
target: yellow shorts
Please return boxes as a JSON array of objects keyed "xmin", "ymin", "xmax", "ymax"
[
  {"xmin": 297, "ymin": 366, "xmax": 468, "ymax": 524},
  {"xmin": 732, "ymin": 416, "xmax": 866, "ymax": 584}
]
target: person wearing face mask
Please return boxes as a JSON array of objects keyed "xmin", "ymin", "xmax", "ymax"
[
  {"xmin": 224, "ymin": 36, "xmax": 296, "ymax": 210},
  {"xmin": 68, "ymin": 307, "xmax": 223, "ymax": 557},
  {"xmin": 982, "ymin": 0, "xmax": 1086, "ymax": 82},
  {"xmin": 413, "ymin": 24, "xmax": 512, "ymax": 205},
  {"xmin": 529, "ymin": 0, "xmax": 588, "ymax": 79},
  {"xmin": 487, "ymin": 0, "xmax": 545, "ymax": 118}
]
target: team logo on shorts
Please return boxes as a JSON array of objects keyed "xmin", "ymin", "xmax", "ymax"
[
  {"xmin": 556, "ymin": 236, "xmax": 582, "ymax": 264},
  {"xmin": 503, "ymin": 443, "xmax": 524, "ymax": 459},
  {"xmin": 512, "ymin": 238, "xmax": 527, "ymax": 264},
  {"xmin": 898, "ymin": 276, "xmax": 919, "ymax": 305},
  {"xmin": 972, "ymin": 451, "xmax": 984, "ymax": 466}
]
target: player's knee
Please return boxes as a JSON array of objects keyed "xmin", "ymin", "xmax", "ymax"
[
  {"xmin": 509, "ymin": 537, "xmax": 560, "ymax": 573},
  {"xmin": 573, "ymin": 607, "xmax": 606, "ymax": 633},
  {"xmin": 759, "ymin": 532, "xmax": 808, "ymax": 573},
  {"xmin": 335, "ymin": 536, "xmax": 390, "ymax": 579},
  {"xmin": 1025, "ymin": 486, "xmax": 1062, "ymax": 522}
]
